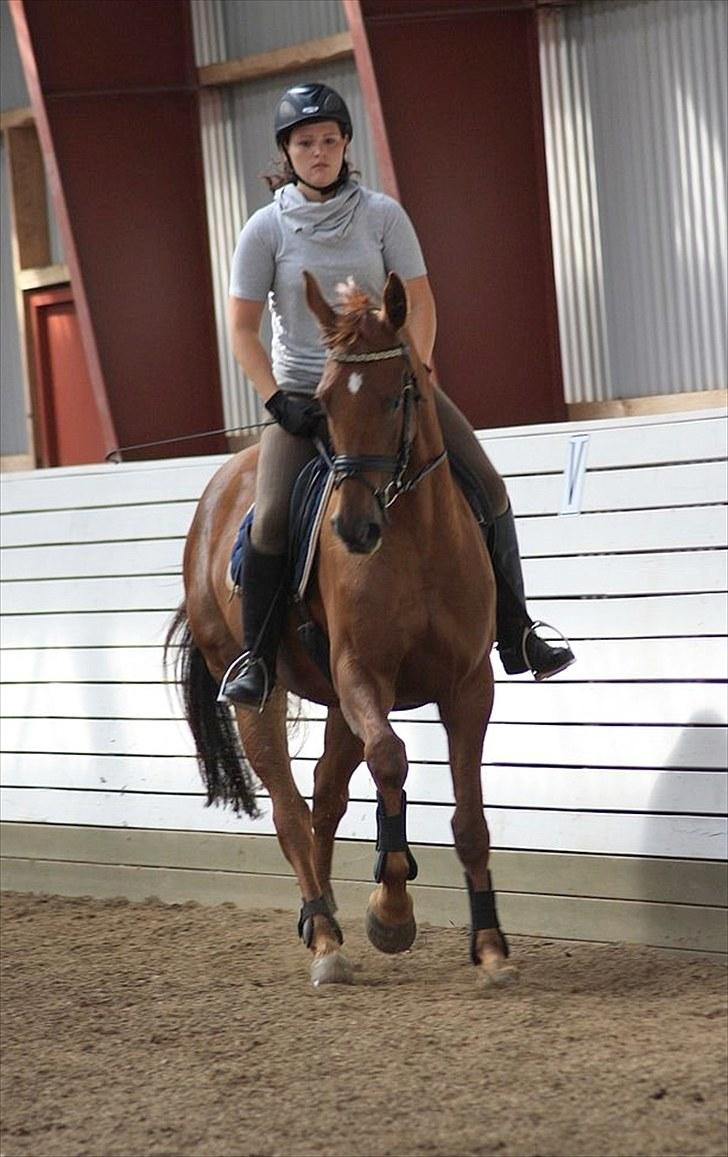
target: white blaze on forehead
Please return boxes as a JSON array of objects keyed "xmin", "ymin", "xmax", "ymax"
[{"xmin": 347, "ymin": 371, "xmax": 363, "ymax": 394}]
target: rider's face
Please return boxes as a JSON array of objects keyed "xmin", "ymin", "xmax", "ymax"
[{"xmin": 287, "ymin": 121, "xmax": 348, "ymax": 198}]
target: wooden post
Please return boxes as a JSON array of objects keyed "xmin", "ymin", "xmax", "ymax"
[{"xmin": 341, "ymin": 0, "xmax": 400, "ymax": 200}]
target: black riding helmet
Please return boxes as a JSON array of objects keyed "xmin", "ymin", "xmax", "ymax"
[{"xmin": 274, "ymin": 83, "xmax": 353, "ymax": 146}]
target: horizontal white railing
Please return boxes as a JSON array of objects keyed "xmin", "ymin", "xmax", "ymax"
[{"xmin": 1, "ymin": 409, "xmax": 726, "ymax": 871}]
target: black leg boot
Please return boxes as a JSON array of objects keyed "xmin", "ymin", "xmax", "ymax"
[
  {"xmin": 218, "ymin": 543, "xmax": 288, "ymax": 710},
  {"xmin": 487, "ymin": 505, "xmax": 575, "ymax": 681}
]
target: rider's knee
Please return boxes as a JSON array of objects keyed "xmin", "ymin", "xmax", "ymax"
[
  {"xmin": 486, "ymin": 473, "xmax": 509, "ymax": 517},
  {"xmin": 250, "ymin": 510, "xmax": 288, "ymax": 555}
]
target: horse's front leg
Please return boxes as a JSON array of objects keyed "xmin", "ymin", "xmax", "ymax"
[
  {"xmin": 440, "ymin": 667, "xmax": 518, "ymax": 988},
  {"xmin": 234, "ymin": 687, "xmax": 353, "ymax": 986},
  {"xmin": 311, "ymin": 707, "xmax": 363, "ymax": 916},
  {"xmin": 335, "ymin": 660, "xmax": 418, "ymax": 955}
]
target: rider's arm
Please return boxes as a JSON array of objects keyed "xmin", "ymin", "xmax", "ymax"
[
  {"xmin": 405, "ymin": 275, "xmax": 437, "ymax": 367},
  {"xmin": 228, "ymin": 296, "xmax": 279, "ymax": 404}
]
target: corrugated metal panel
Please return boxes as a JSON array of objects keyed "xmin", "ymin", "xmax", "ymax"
[
  {"xmin": 192, "ymin": 0, "xmax": 259, "ymax": 431},
  {"xmin": 199, "ymin": 88, "xmax": 260, "ymax": 432},
  {"xmin": 189, "ymin": 0, "xmax": 226, "ymax": 68},
  {"xmin": 0, "ymin": 141, "xmax": 27, "ymax": 456},
  {"xmin": 191, "ymin": 1, "xmax": 380, "ymax": 431},
  {"xmin": 1, "ymin": 0, "xmax": 28, "ymax": 109},
  {"xmin": 539, "ymin": 0, "xmax": 727, "ymax": 404},
  {"xmin": 220, "ymin": 0, "xmax": 347, "ymax": 60}
]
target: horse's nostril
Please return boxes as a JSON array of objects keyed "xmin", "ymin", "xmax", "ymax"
[{"xmin": 332, "ymin": 514, "xmax": 382, "ymax": 555}]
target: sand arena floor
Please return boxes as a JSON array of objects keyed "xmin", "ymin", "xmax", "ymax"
[{"xmin": 1, "ymin": 891, "xmax": 726, "ymax": 1157}]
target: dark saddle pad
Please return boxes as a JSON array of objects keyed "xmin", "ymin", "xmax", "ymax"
[{"xmin": 229, "ymin": 455, "xmax": 333, "ymax": 598}]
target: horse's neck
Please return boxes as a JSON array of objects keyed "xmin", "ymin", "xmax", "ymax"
[
  {"xmin": 407, "ymin": 395, "xmax": 463, "ymax": 529},
  {"xmin": 414, "ymin": 390, "xmax": 446, "ymax": 460},
  {"xmin": 420, "ymin": 392, "xmax": 463, "ymax": 480}
]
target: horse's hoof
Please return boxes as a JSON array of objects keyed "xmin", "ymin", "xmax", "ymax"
[
  {"xmin": 310, "ymin": 951, "xmax": 354, "ymax": 987},
  {"xmin": 365, "ymin": 907, "xmax": 417, "ymax": 954},
  {"xmin": 478, "ymin": 959, "xmax": 519, "ymax": 990}
]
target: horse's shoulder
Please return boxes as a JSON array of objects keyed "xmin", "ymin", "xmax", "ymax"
[{"xmin": 200, "ymin": 444, "xmax": 259, "ymax": 507}]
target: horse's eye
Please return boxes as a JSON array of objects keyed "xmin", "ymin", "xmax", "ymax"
[{"xmin": 388, "ymin": 396, "xmax": 402, "ymax": 413}]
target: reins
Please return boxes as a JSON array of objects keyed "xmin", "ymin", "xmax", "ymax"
[{"xmin": 318, "ymin": 343, "xmax": 447, "ymax": 515}]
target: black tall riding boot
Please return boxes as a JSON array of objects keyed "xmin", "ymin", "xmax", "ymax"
[
  {"xmin": 487, "ymin": 505, "xmax": 575, "ymax": 681},
  {"xmin": 218, "ymin": 543, "xmax": 288, "ymax": 710}
]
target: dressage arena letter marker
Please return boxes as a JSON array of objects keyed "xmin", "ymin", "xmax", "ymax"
[{"xmin": 560, "ymin": 434, "xmax": 590, "ymax": 515}]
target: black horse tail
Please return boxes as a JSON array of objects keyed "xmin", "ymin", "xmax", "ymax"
[{"xmin": 164, "ymin": 604, "xmax": 259, "ymax": 818}]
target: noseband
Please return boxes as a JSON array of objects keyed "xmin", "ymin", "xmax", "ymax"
[{"xmin": 317, "ymin": 343, "xmax": 447, "ymax": 515}]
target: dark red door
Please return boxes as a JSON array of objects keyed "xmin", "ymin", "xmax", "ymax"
[{"xmin": 27, "ymin": 285, "xmax": 109, "ymax": 466}]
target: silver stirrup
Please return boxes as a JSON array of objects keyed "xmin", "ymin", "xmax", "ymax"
[
  {"xmin": 217, "ymin": 651, "xmax": 271, "ymax": 713},
  {"xmin": 217, "ymin": 652, "xmax": 250, "ymax": 703},
  {"xmin": 521, "ymin": 620, "xmax": 574, "ymax": 677}
]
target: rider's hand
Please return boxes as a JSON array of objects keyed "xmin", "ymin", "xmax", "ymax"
[{"xmin": 265, "ymin": 390, "xmax": 324, "ymax": 437}]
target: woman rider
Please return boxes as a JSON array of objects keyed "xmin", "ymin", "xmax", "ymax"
[{"xmin": 220, "ymin": 83, "xmax": 575, "ymax": 708}]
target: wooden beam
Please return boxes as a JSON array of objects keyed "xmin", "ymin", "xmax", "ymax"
[
  {"xmin": 568, "ymin": 390, "xmax": 728, "ymax": 421},
  {"xmin": 0, "ymin": 105, "xmax": 34, "ymax": 132},
  {"xmin": 198, "ymin": 31, "xmax": 353, "ymax": 88},
  {"xmin": 0, "ymin": 453, "xmax": 35, "ymax": 472},
  {"xmin": 17, "ymin": 264, "xmax": 70, "ymax": 292}
]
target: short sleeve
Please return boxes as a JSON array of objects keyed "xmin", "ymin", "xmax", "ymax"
[
  {"xmin": 229, "ymin": 207, "xmax": 277, "ymax": 300},
  {"xmin": 380, "ymin": 196, "xmax": 427, "ymax": 281}
]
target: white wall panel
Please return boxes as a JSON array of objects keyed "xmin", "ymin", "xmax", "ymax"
[
  {"xmin": 540, "ymin": 0, "xmax": 727, "ymax": 403},
  {"xmin": 1, "ymin": 788, "xmax": 723, "ymax": 861},
  {"xmin": 3, "ymin": 636, "xmax": 727, "ymax": 682},
  {"xmin": 5, "ymin": 753, "xmax": 726, "ymax": 818},
  {"xmin": 1, "ymin": 411, "xmax": 726, "ymax": 884}
]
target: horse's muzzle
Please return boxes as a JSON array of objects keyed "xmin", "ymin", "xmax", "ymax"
[{"xmin": 331, "ymin": 514, "xmax": 382, "ymax": 555}]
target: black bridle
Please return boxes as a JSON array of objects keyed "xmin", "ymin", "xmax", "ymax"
[{"xmin": 315, "ymin": 343, "xmax": 448, "ymax": 517}]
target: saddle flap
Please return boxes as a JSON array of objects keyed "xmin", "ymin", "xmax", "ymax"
[{"xmin": 229, "ymin": 455, "xmax": 335, "ymax": 603}]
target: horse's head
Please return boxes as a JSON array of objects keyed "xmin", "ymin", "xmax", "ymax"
[{"xmin": 305, "ymin": 270, "xmax": 427, "ymax": 556}]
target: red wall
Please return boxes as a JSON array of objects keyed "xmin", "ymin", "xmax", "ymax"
[
  {"xmin": 353, "ymin": 0, "xmax": 566, "ymax": 430},
  {"xmin": 12, "ymin": 0, "xmax": 225, "ymax": 460}
]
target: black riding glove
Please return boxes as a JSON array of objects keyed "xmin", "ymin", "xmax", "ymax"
[{"xmin": 265, "ymin": 390, "xmax": 324, "ymax": 438}]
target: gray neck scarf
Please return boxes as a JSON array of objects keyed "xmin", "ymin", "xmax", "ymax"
[{"xmin": 276, "ymin": 181, "xmax": 362, "ymax": 240}]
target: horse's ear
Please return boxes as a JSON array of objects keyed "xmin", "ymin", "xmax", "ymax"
[
  {"xmin": 304, "ymin": 271, "xmax": 336, "ymax": 330},
  {"xmin": 383, "ymin": 273, "xmax": 408, "ymax": 332}
]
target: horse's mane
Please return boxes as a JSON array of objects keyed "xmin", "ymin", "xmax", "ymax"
[{"xmin": 324, "ymin": 279, "xmax": 380, "ymax": 350}]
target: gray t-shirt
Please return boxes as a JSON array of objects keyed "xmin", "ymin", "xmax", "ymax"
[{"xmin": 229, "ymin": 181, "xmax": 427, "ymax": 392}]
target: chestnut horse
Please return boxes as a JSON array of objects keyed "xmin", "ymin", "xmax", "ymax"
[{"xmin": 167, "ymin": 272, "xmax": 516, "ymax": 988}]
